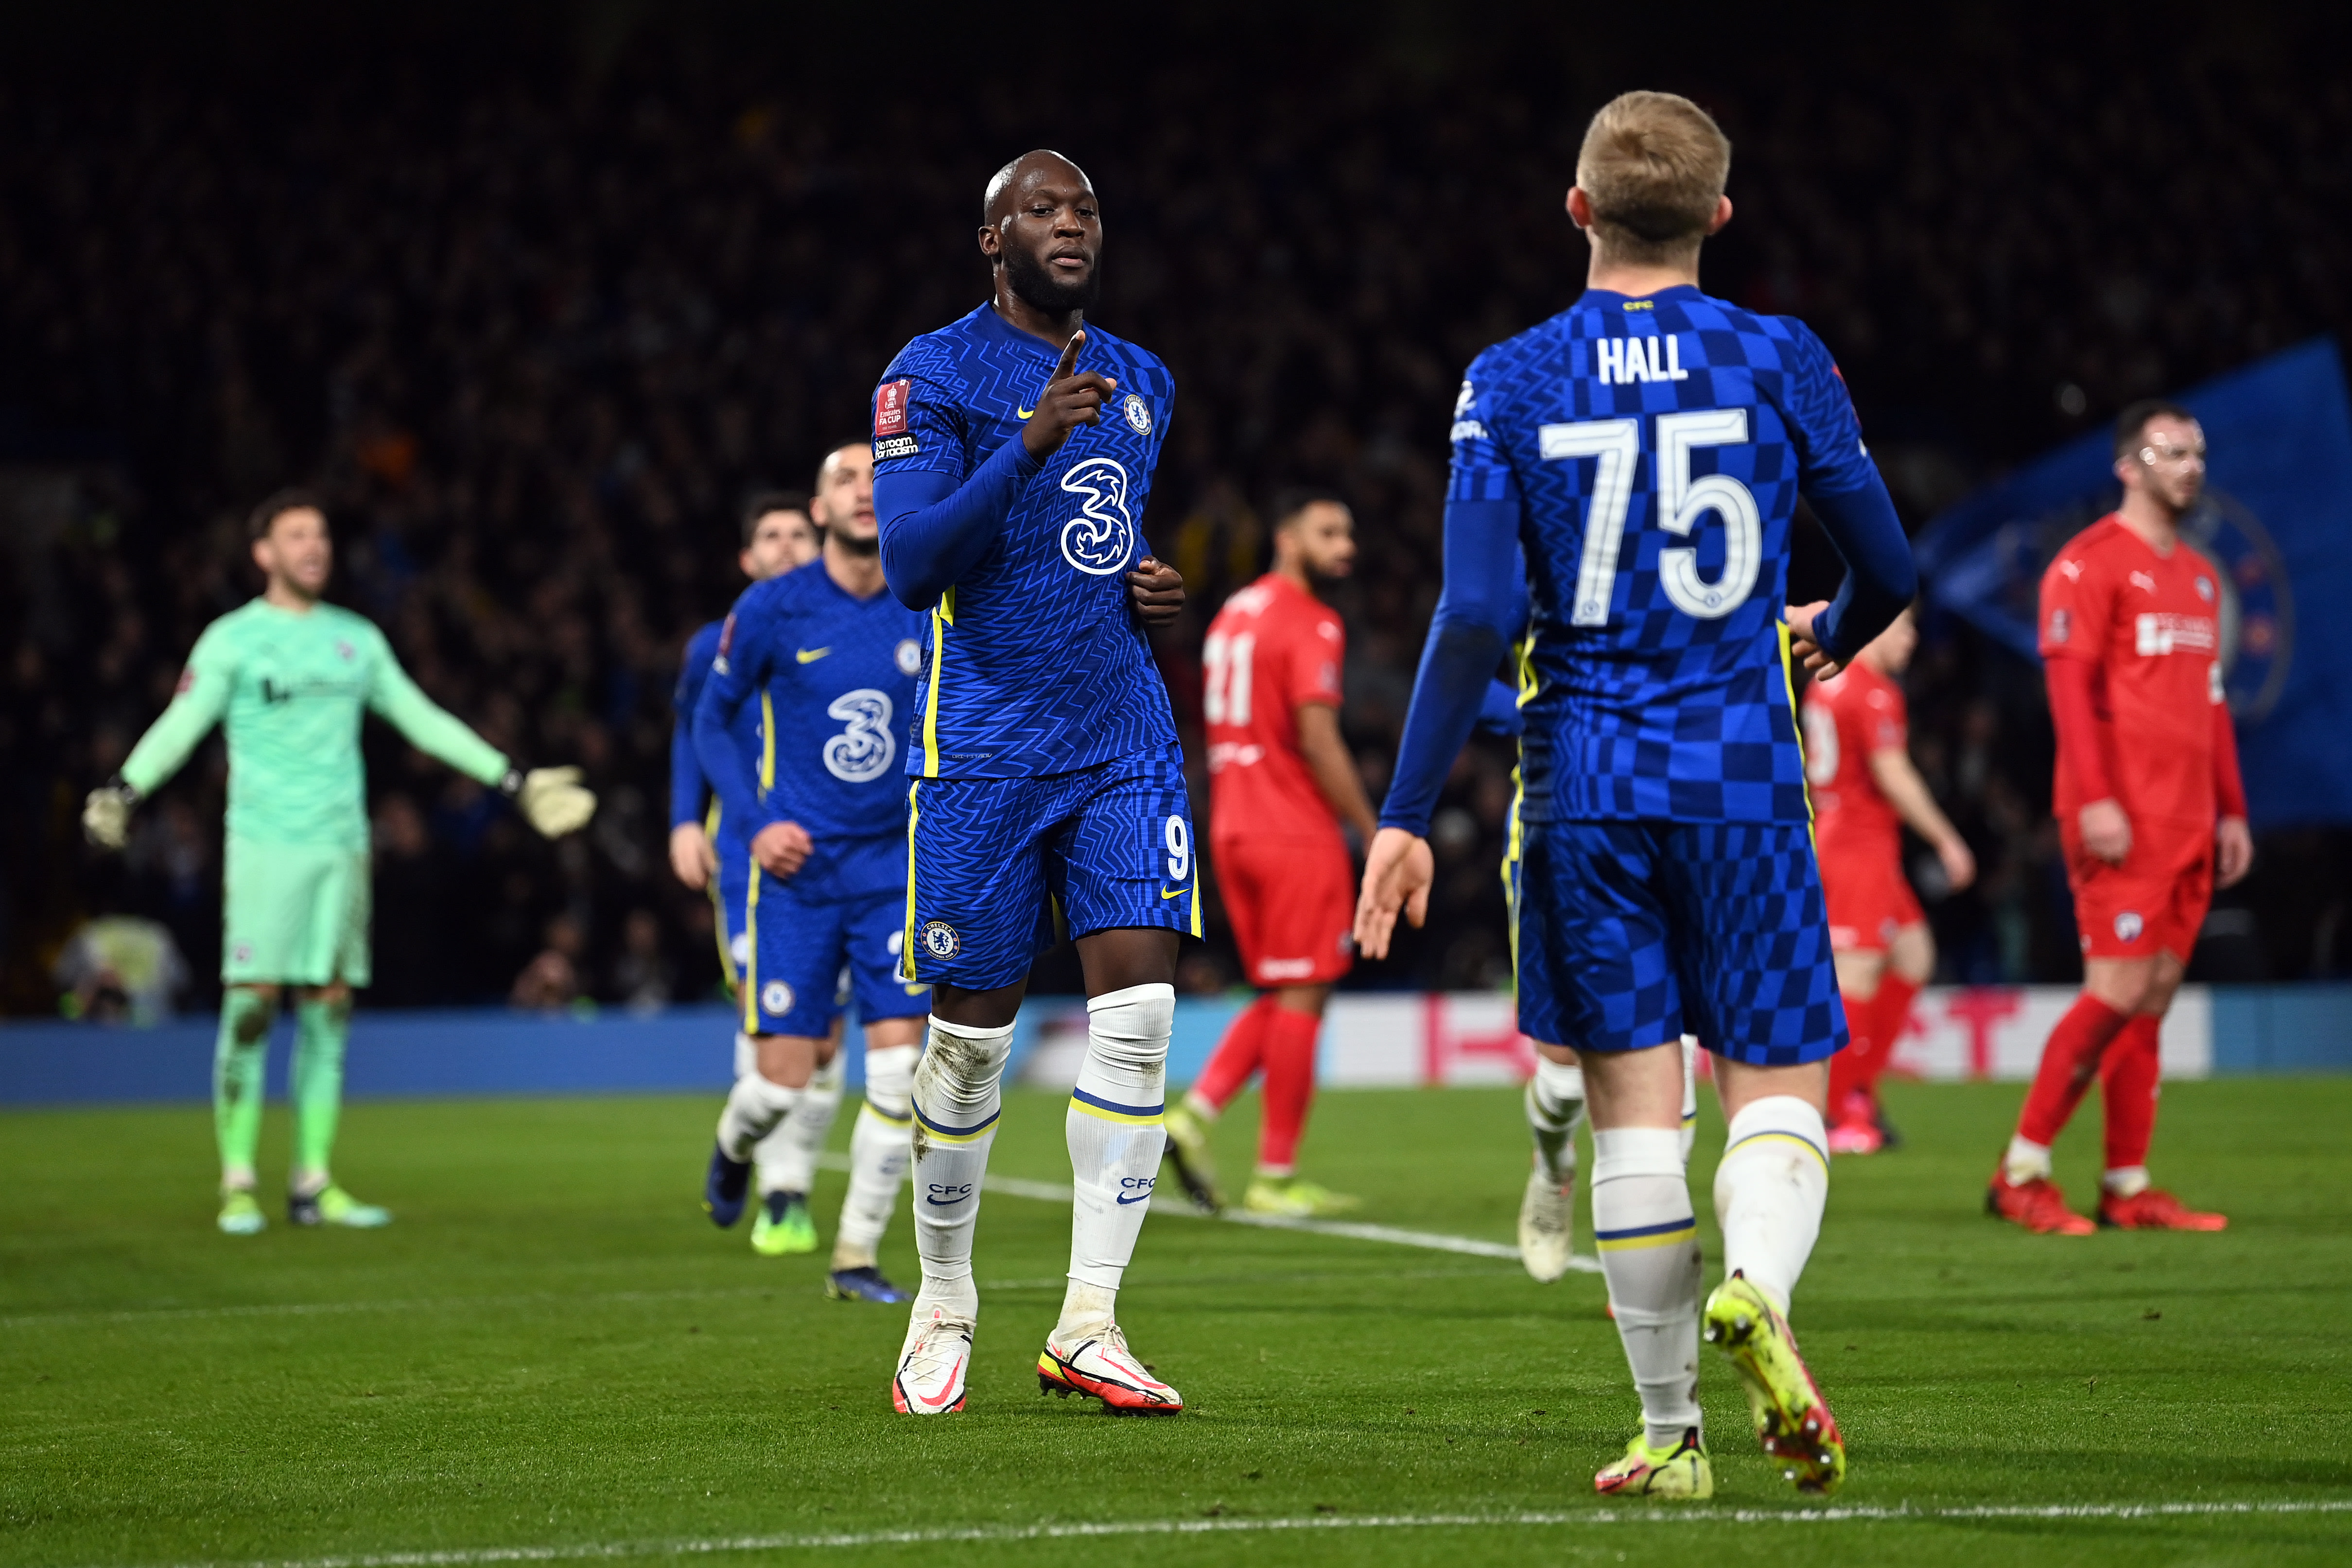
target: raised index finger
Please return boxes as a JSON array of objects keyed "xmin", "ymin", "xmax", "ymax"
[{"xmin": 1052, "ymin": 329, "xmax": 1085, "ymax": 384}]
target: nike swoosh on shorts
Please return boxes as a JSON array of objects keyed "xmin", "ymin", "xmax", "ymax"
[{"xmin": 796, "ymin": 647, "xmax": 832, "ymax": 663}]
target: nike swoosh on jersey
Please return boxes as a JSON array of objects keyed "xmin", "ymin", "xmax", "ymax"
[
  {"xmin": 1160, "ymin": 886, "xmax": 1186, "ymax": 900},
  {"xmin": 1016, "ymin": 406, "xmax": 1036, "ymax": 419},
  {"xmin": 795, "ymin": 647, "xmax": 833, "ymax": 663}
]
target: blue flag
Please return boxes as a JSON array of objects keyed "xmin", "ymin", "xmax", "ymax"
[{"xmin": 1917, "ymin": 338, "xmax": 2352, "ymax": 829}]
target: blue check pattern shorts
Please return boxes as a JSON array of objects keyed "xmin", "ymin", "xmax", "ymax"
[{"xmin": 1509, "ymin": 818, "xmax": 1847, "ymax": 1066}]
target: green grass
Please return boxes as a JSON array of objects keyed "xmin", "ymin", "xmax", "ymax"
[{"xmin": 4, "ymin": 1079, "xmax": 2351, "ymax": 1567}]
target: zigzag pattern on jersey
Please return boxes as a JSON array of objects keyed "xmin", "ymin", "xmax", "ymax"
[
  {"xmin": 1453, "ymin": 289, "xmax": 1874, "ymax": 826},
  {"xmin": 877, "ymin": 306, "xmax": 1180, "ymax": 779},
  {"xmin": 724, "ymin": 565, "xmax": 926, "ymax": 841},
  {"xmin": 904, "ymin": 747, "xmax": 1196, "ymax": 992}
]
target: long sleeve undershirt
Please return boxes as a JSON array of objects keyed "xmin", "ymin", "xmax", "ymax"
[
  {"xmin": 2044, "ymin": 656, "xmax": 2116, "ymax": 805},
  {"xmin": 875, "ymin": 438, "xmax": 1043, "ymax": 611},
  {"xmin": 692, "ymin": 677, "xmax": 773, "ymax": 840},
  {"xmin": 2213, "ymin": 697, "xmax": 2247, "ymax": 819},
  {"xmin": 1805, "ymin": 479, "xmax": 1919, "ymax": 661},
  {"xmin": 1378, "ymin": 498, "xmax": 1524, "ymax": 836}
]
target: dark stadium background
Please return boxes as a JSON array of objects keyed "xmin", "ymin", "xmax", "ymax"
[{"xmin": 3, "ymin": 0, "xmax": 2348, "ymax": 1017}]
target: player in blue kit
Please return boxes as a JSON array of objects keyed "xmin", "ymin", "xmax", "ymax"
[
  {"xmin": 871, "ymin": 150, "xmax": 1193, "ymax": 1417},
  {"xmin": 1357, "ymin": 94, "xmax": 1916, "ymax": 1498},
  {"xmin": 669, "ymin": 492, "xmax": 821, "ymax": 1253},
  {"xmin": 695, "ymin": 443, "xmax": 932, "ymax": 1305}
]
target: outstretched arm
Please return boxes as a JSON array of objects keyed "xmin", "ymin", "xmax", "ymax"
[
  {"xmin": 119, "ymin": 648, "xmax": 235, "ymax": 800},
  {"xmin": 367, "ymin": 629, "xmax": 592, "ymax": 837},
  {"xmin": 92, "ymin": 634, "xmax": 238, "ymax": 848},
  {"xmin": 365, "ymin": 630, "xmax": 510, "ymax": 784}
]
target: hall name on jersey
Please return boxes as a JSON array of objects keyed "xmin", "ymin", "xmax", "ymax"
[{"xmin": 1593, "ymin": 336, "xmax": 1691, "ymax": 385}]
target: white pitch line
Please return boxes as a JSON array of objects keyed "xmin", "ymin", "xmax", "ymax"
[
  {"xmin": 96, "ymin": 1498, "xmax": 2352, "ymax": 1568},
  {"xmin": 1, "ymin": 1166, "xmax": 1569, "ymax": 1328},
  {"xmin": 833, "ymin": 1152, "xmax": 1594, "ymax": 1271}
]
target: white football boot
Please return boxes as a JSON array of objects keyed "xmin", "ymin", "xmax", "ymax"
[
  {"xmin": 891, "ymin": 1303, "xmax": 974, "ymax": 1415},
  {"xmin": 1037, "ymin": 1324, "xmax": 1183, "ymax": 1415},
  {"xmin": 1518, "ymin": 1160, "xmax": 1576, "ymax": 1282}
]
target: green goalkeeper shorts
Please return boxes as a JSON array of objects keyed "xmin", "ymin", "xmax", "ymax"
[{"xmin": 222, "ymin": 836, "xmax": 371, "ymax": 987}]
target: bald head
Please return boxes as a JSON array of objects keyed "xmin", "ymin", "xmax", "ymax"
[
  {"xmin": 984, "ymin": 149, "xmax": 1093, "ymax": 224},
  {"xmin": 978, "ymin": 149, "xmax": 1102, "ymax": 325}
]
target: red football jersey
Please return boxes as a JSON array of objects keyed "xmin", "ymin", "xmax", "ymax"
[
  {"xmin": 2039, "ymin": 514, "xmax": 2224, "ymax": 829},
  {"xmin": 1203, "ymin": 573, "xmax": 1347, "ymax": 841},
  {"xmin": 1801, "ymin": 659, "xmax": 1906, "ymax": 863}
]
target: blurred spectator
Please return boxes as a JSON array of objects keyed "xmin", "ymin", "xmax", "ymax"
[
  {"xmin": 509, "ymin": 915, "xmax": 587, "ymax": 1013},
  {"xmin": 610, "ymin": 908, "xmax": 673, "ymax": 1016},
  {"xmin": 52, "ymin": 914, "xmax": 189, "ymax": 1025},
  {"xmin": 2, "ymin": 8, "xmax": 2349, "ymax": 1005}
]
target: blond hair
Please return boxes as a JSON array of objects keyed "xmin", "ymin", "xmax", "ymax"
[{"xmin": 1575, "ymin": 91, "xmax": 1731, "ymax": 267}]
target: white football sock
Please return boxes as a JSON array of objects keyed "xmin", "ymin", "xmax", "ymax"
[
  {"xmin": 1061, "ymin": 982, "xmax": 1172, "ymax": 1335},
  {"xmin": 908, "ymin": 1016, "xmax": 1012, "ymax": 1323},
  {"xmin": 1680, "ymin": 1036, "xmax": 1700, "ymax": 1164},
  {"xmin": 762, "ymin": 1050, "xmax": 842, "ymax": 1197},
  {"xmin": 1714, "ymin": 1096, "xmax": 1830, "ymax": 1314},
  {"xmin": 716, "ymin": 1070, "xmax": 801, "ymax": 1164},
  {"xmin": 2102, "ymin": 1164, "xmax": 2150, "ymax": 1198},
  {"xmin": 1592, "ymin": 1126, "xmax": 1704, "ymax": 1450},
  {"xmin": 1526, "ymin": 1054, "xmax": 1585, "ymax": 1185},
  {"xmin": 2004, "ymin": 1134, "xmax": 2054, "ymax": 1185},
  {"xmin": 732, "ymin": 1029, "xmax": 756, "ymax": 1080},
  {"xmin": 834, "ymin": 1043, "xmax": 918, "ymax": 1270}
]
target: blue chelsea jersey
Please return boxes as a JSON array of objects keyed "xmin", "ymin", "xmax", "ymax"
[
  {"xmin": 873, "ymin": 304, "xmax": 1180, "ymax": 778},
  {"xmin": 704, "ymin": 567, "xmax": 928, "ymax": 840},
  {"xmin": 1451, "ymin": 285, "xmax": 1878, "ymax": 825},
  {"xmin": 671, "ymin": 619, "xmax": 759, "ymax": 853}
]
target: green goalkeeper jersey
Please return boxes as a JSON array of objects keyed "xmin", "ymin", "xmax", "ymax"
[{"xmin": 121, "ymin": 598, "xmax": 509, "ymax": 850}]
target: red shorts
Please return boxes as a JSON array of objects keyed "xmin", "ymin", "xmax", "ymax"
[
  {"xmin": 1818, "ymin": 845, "xmax": 1923, "ymax": 954},
  {"xmin": 2061, "ymin": 821, "xmax": 2213, "ymax": 961},
  {"xmin": 1211, "ymin": 830, "xmax": 1356, "ymax": 986}
]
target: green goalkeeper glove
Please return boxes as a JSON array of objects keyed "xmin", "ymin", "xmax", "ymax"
[
  {"xmin": 502, "ymin": 766, "xmax": 596, "ymax": 838},
  {"xmin": 82, "ymin": 777, "xmax": 140, "ymax": 850}
]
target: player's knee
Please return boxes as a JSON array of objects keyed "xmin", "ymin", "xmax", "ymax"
[
  {"xmin": 229, "ymin": 987, "xmax": 276, "ymax": 1044},
  {"xmin": 2087, "ymin": 962, "xmax": 2154, "ymax": 1016},
  {"xmin": 1086, "ymin": 982, "xmax": 1175, "ymax": 1066},
  {"xmin": 1832, "ymin": 953, "xmax": 1884, "ymax": 1002},
  {"xmin": 1272, "ymin": 982, "xmax": 1331, "ymax": 1017}
]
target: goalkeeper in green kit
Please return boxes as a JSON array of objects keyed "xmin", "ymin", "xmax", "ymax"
[{"xmin": 84, "ymin": 492, "xmax": 597, "ymax": 1236}]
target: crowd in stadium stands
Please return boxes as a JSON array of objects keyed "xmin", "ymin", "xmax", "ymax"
[{"xmin": 2, "ymin": 13, "xmax": 2348, "ymax": 1013}]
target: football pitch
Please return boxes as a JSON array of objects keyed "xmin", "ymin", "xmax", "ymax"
[{"xmin": 5, "ymin": 1078, "xmax": 2351, "ymax": 1567}]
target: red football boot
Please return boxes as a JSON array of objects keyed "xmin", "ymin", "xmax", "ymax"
[
  {"xmin": 2098, "ymin": 1187, "xmax": 2228, "ymax": 1231},
  {"xmin": 1986, "ymin": 1173, "xmax": 2096, "ymax": 1236},
  {"xmin": 1826, "ymin": 1090, "xmax": 1884, "ymax": 1155}
]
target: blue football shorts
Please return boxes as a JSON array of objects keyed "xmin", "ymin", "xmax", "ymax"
[
  {"xmin": 1508, "ymin": 817, "xmax": 1847, "ymax": 1067},
  {"xmin": 902, "ymin": 744, "xmax": 1202, "ymax": 992},
  {"xmin": 743, "ymin": 828, "xmax": 931, "ymax": 1037}
]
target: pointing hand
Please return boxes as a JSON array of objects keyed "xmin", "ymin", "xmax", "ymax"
[{"xmin": 1021, "ymin": 329, "xmax": 1120, "ymax": 462}]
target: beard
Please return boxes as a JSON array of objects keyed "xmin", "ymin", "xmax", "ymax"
[
  {"xmin": 1003, "ymin": 244, "xmax": 1100, "ymax": 318},
  {"xmin": 832, "ymin": 526, "xmax": 880, "ymax": 557}
]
